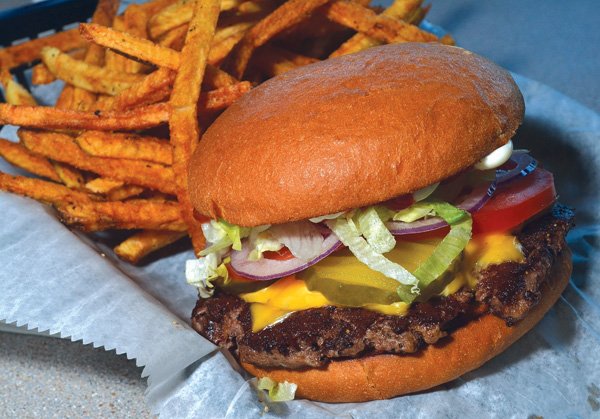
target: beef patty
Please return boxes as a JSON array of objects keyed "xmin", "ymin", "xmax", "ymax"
[{"xmin": 191, "ymin": 205, "xmax": 573, "ymax": 369}]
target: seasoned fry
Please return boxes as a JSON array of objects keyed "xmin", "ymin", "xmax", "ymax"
[
  {"xmin": 114, "ymin": 230, "xmax": 187, "ymax": 263},
  {"xmin": 84, "ymin": 177, "xmax": 124, "ymax": 194},
  {"xmin": 0, "ymin": 138, "xmax": 60, "ymax": 181},
  {"xmin": 323, "ymin": 1, "xmax": 438, "ymax": 45},
  {"xmin": 330, "ymin": 0, "xmax": 423, "ymax": 57},
  {"xmin": 105, "ymin": 16, "xmax": 131, "ymax": 73},
  {"xmin": 157, "ymin": 24, "xmax": 189, "ymax": 50},
  {"xmin": 253, "ymin": 46, "xmax": 319, "ymax": 77},
  {"xmin": 71, "ymin": 0, "xmax": 120, "ymax": 111},
  {"xmin": 0, "ymin": 103, "xmax": 170, "ymax": 131},
  {"xmin": 55, "ymin": 200, "xmax": 187, "ymax": 232},
  {"xmin": 53, "ymin": 162, "xmax": 85, "ymax": 188},
  {"xmin": 41, "ymin": 47, "xmax": 144, "ymax": 95},
  {"xmin": 123, "ymin": 5, "xmax": 151, "ymax": 74},
  {"xmin": 223, "ymin": 0, "xmax": 330, "ymax": 79},
  {"xmin": 31, "ymin": 49, "xmax": 86, "ymax": 85},
  {"xmin": 0, "ymin": 172, "xmax": 93, "ymax": 205},
  {"xmin": 137, "ymin": 0, "xmax": 178, "ymax": 15},
  {"xmin": 0, "ymin": 29, "xmax": 86, "ymax": 69},
  {"xmin": 148, "ymin": 0, "xmax": 243, "ymax": 40},
  {"xmin": 76, "ymin": 131, "xmax": 173, "ymax": 165},
  {"xmin": 19, "ymin": 130, "xmax": 175, "ymax": 194},
  {"xmin": 96, "ymin": 68, "xmax": 176, "ymax": 110},
  {"xmin": 169, "ymin": 0, "xmax": 220, "ymax": 254},
  {"xmin": 106, "ymin": 184, "xmax": 146, "ymax": 201},
  {"xmin": 208, "ymin": 22, "xmax": 256, "ymax": 66},
  {"xmin": 55, "ymin": 85, "xmax": 75, "ymax": 109},
  {"xmin": 199, "ymin": 81, "xmax": 252, "ymax": 113},
  {"xmin": 0, "ymin": 69, "xmax": 37, "ymax": 106}
]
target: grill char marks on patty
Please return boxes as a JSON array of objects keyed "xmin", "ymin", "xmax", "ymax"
[{"xmin": 191, "ymin": 205, "xmax": 574, "ymax": 369}]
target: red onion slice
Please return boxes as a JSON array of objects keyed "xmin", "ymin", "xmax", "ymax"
[
  {"xmin": 386, "ymin": 181, "xmax": 496, "ymax": 235},
  {"xmin": 496, "ymin": 151, "xmax": 537, "ymax": 184},
  {"xmin": 230, "ymin": 232, "xmax": 341, "ymax": 281}
]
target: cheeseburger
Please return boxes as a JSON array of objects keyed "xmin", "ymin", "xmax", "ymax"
[{"xmin": 186, "ymin": 43, "xmax": 573, "ymax": 402}]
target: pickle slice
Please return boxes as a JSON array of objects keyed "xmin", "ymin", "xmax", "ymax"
[{"xmin": 214, "ymin": 275, "xmax": 275, "ymax": 294}]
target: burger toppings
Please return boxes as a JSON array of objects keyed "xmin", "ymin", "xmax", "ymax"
[{"xmin": 192, "ymin": 206, "xmax": 573, "ymax": 369}]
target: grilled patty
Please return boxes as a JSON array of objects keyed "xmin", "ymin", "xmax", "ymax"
[{"xmin": 191, "ymin": 205, "xmax": 573, "ymax": 369}]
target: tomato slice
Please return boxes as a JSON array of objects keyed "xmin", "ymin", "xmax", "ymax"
[
  {"xmin": 264, "ymin": 247, "xmax": 295, "ymax": 261},
  {"xmin": 472, "ymin": 168, "xmax": 556, "ymax": 234}
]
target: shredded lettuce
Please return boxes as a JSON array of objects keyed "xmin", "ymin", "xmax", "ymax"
[
  {"xmin": 393, "ymin": 200, "xmax": 472, "ymax": 302},
  {"xmin": 186, "ymin": 254, "xmax": 229, "ymax": 298},
  {"xmin": 326, "ymin": 217, "xmax": 420, "ymax": 296},
  {"xmin": 354, "ymin": 207, "xmax": 396, "ymax": 254},
  {"xmin": 257, "ymin": 377, "xmax": 297, "ymax": 402},
  {"xmin": 309, "ymin": 211, "xmax": 345, "ymax": 223},
  {"xmin": 247, "ymin": 229, "xmax": 283, "ymax": 261}
]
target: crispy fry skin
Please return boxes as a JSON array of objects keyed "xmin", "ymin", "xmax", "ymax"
[
  {"xmin": 79, "ymin": 23, "xmax": 235, "ymax": 88},
  {"xmin": 169, "ymin": 0, "xmax": 221, "ymax": 254},
  {"xmin": 55, "ymin": 200, "xmax": 187, "ymax": 232},
  {"xmin": 123, "ymin": 5, "xmax": 151, "ymax": 74},
  {"xmin": 0, "ymin": 29, "xmax": 86, "ymax": 69},
  {"xmin": 19, "ymin": 130, "xmax": 176, "ymax": 194},
  {"xmin": 0, "ymin": 69, "xmax": 37, "ymax": 106},
  {"xmin": 223, "ymin": 0, "xmax": 330, "ymax": 79},
  {"xmin": 114, "ymin": 230, "xmax": 187, "ymax": 263},
  {"xmin": 157, "ymin": 24, "xmax": 189, "ymax": 50},
  {"xmin": 330, "ymin": 0, "xmax": 423, "ymax": 57},
  {"xmin": 41, "ymin": 47, "xmax": 144, "ymax": 95},
  {"xmin": 253, "ymin": 46, "xmax": 320, "ymax": 77},
  {"xmin": 0, "ymin": 138, "xmax": 60, "ymax": 181},
  {"xmin": 76, "ymin": 131, "xmax": 173, "ymax": 165},
  {"xmin": 323, "ymin": 1, "xmax": 437, "ymax": 45},
  {"xmin": 0, "ymin": 103, "xmax": 170, "ymax": 131},
  {"xmin": 31, "ymin": 49, "xmax": 86, "ymax": 85},
  {"xmin": 52, "ymin": 162, "xmax": 85, "ymax": 188},
  {"xmin": 84, "ymin": 177, "xmax": 124, "ymax": 194},
  {"xmin": 0, "ymin": 172, "xmax": 94, "ymax": 205}
]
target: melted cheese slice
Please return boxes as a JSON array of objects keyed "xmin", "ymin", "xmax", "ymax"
[{"xmin": 240, "ymin": 233, "xmax": 525, "ymax": 331}]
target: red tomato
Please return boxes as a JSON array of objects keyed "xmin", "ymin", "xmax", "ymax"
[
  {"xmin": 472, "ymin": 168, "xmax": 556, "ymax": 234},
  {"xmin": 264, "ymin": 247, "xmax": 295, "ymax": 261}
]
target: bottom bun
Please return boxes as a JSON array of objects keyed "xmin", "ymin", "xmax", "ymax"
[{"xmin": 242, "ymin": 248, "xmax": 572, "ymax": 402}]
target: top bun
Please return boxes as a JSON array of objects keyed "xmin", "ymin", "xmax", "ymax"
[{"xmin": 189, "ymin": 43, "xmax": 524, "ymax": 227}]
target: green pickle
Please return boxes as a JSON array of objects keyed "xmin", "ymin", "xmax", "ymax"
[{"xmin": 298, "ymin": 240, "xmax": 441, "ymax": 307}]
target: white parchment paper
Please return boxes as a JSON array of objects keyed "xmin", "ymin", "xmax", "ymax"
[{"xmin": 1, "ymin": 66, "xmax": 599, "ymax": 417}]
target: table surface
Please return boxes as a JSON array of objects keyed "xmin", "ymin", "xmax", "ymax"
[{"xmin": 1, "ymin": 0, "xmax": 598, "ymax": 417}]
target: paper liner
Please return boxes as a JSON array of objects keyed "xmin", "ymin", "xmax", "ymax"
[{"xmin": 0, "ymin": 46, "xmax": 599, "ymax": 417}]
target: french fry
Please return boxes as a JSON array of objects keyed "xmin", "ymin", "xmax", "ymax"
[
  {"xmin": 79, "ymin": 23, "xmax": 236, "ymax": 88},
  {"xmin": 52, "ymin": 162, "xmax": 85, "ymax": 188},
  {"xmin": 0, "ymin": 29, "xmax": 86, "ymax": 69},
  {"xmin": 106, "ymin": 184, "xmax": 146, "ymax": 201},
  {"xmin": 114, "ymin": 230, "xmax": 187, "ymax": 263},
  {"xmin": 223, "ymin": 0, "xmax": 330, "ymax": 79},
  {"xmin": 330, "ymin": 0, "xmax": 423, "ymax": 57},
  {"xmin": 148, "ymin": 0, "xmax": 244, "ymax": 40},
  {"xmin": 84, "ymin": 177, "xmax": 124, "ymax": 194},
  {"xmin": 323, "ymin": 1, "xmax": 438, "ymax": 45},
  {"xmin": 19, "ymin": 130, "xmax": 176, "ymax": 194},
  {"xmin": 0, "ymin": 102, "xmax": 170, "ymax": 131},
  {"xmin": 31, "ymin": 49, "xmax": 86, "ymax": 85},
  {"xmin": 158, "ymin": 24, "xmax": 189, "ymax": 51},
  {"xmin": 96, "ymin": 68, "xmax": 176, "ymax": 110},
  {"xmin": 0, "ymin": 69, "xmax": 37, "ymax": 106},
  {"xmin": 104, "ymin": 16, "xmax": 130, "ymax": 73},
  {"xmin": 0, "ymin": 172, "xmax": 94, "ymax": 205},
  {"xmin": 55, "ymin": 85, "xmax": 75, "ymax": 109},
  {"xmin": 41, "ymin": 47, "xmax": 144, "ymax": 96},
  {"xmin": 0, "ymin": 138, "xmax": 60, "ymax": 181},
  {"xmin": 199, "ymin": 81, "xmax": 252, "ymax": 113},
  {"xmin": 55, "ymin": 200, "xmax": 187, "ymax": 232},
  {"xmin": 71, "ymin": 0, "xmax": 120, "ymax": 111},
  {"xmin": 253, "ymin": 45, "xmax": 319, "ymax": 77},
  {"xmin": 123, "ymin": 5, "xmax": 151, "ymax": 74},
  {"xmin": 76, "ymin": 131, "xmax": 173, "ymax": 165},
  {"xmin": 169, "ymin": 0, "xmax": 221, "ymax": 254},
  {"xmin": 208, "ymin": 22, "xmax": 256, "ymax": 66},
  {"xmin": 137, "ymin": 0, "xmax": 179, "ymax": 16}
]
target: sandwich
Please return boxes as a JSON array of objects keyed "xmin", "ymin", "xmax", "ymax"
[{"xmin": 185, "ymin": 43, "xmax": 574, "ymax": 402}]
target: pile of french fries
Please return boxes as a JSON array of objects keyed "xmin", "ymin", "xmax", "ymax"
[{"xmin": 0, "ymin": 0, "xmax": 452, "ymax": 264}]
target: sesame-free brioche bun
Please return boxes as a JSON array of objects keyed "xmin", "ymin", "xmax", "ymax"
[
  {"xmin": 242, "ymin": 248, "xmax": 571, "ymax": 402},
  {"xmin": 188, "ymin": 43, "xmax": 525, "ymax": 227}
]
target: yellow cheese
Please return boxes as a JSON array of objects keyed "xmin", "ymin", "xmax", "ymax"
[{"xmin": 240, "ymin": 233, "xmax": 525, "ymax": 331}]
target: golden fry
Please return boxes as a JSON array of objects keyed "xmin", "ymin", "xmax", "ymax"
[
  {"xmin": 330, "ymin": 0, "xmax": 423, "ymax": 57},
  {"xmin": 96, "ymin": 68, "xmax": 176, "ymax": 110},
  {"xmin": 0, "ymin": 103, "xmax": 170, "ymax": 131},
  {"xmin": 0, "ymin": 138, "xmax": 59, "ymax": 181},
  {"xmin": 170, "ymin": 0, "xmax": 220, "ymax": 254},
  {"xmin": 0, "ymin": 172, "xmax": 93, "ymax": 205},
  {"xmin": 199, "ymin": 81, "xmax": 252, "ymax": 113},
  {"xmin": 158, "ymin": 24, "xmax": 189, "ymax": 51},
  {"xmin": 223, "ymin": 0, "xmax": 330, "ymax": 79},
  {"xmin": 0, "ymin": 29, "xmax": 86, "ymax": 69},
  {"xmin": 323, "ymin": 1, "xmax": 437, "ymax": 45},
  {"xmin": 0, "ymin": 69, "xmax": 37, "ymax": 106},
  {"xmin": 19, "ymin": 130, "xmax": 175, "ymax": 194},
  {"xmin": 137, "ymin": 0, "xmax": 178, "ymax": 15},
  {"xmin": 53, "ymin": 162, "xmax": 85, "ymax": 188},
  {"xmin": 41, "ymin": 47, "xmax": 144, "ymax": 96},
  {"xmin": 106, "ymin": 184, "xmax": 145, "ymax": 201},
  {"xmin": 85, "ymin": 177, "xmax": 124, "ymax": 194},
  {"xmin": 123, "ymin": 5, "xmax": 151, "ymax": 74},
  {"xmin": 31, "ymin": 49, "xmax": 86, "ymax": 85},
  {"xmin": 253, "ymin": 46, "xmax": 319, "ymax": 77},
  {"xmin": 114, "ymin": 230, "xmax": 187, "ymax": 264},
  {"xmin": 76, "ymin": 131, "xmax": 173, "ymax": 165},
  {"xmin": 208, "ymin": 22, "xmax": 256, "ymax": 66},
  {"xmin": 55, "ymin": 200, "xmax": 187, "ymax": 232}
]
